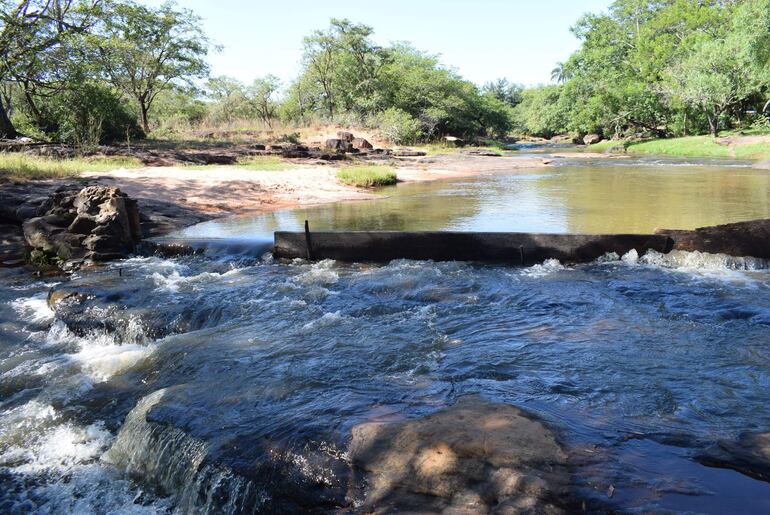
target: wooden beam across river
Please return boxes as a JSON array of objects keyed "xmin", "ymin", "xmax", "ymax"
[{"xmin": 274, "ymin": 219, "xmax": 770, "ymax": 264}]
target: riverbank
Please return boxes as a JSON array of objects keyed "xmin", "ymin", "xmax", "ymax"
[{"xmin": 588, "ymin": 134, "xmax": 770, "ymax": 161}]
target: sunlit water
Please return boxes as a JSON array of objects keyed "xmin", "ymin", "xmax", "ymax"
[
  {"xmin": 1, "ymin": 155, "xmax": 770, "ymax": 513},
  {"xmin": 177, "ymin": 156, "xmax": 770, "ymax": 238}
]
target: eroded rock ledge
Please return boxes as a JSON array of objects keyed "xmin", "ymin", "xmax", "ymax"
[{"xmin": 349, "ymin": 396, "xmax": 572, "ymax": 514}]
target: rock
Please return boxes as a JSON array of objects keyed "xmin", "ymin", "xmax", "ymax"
[
  {"xmin": 352, "ymin": 137, "xmax": 373, "ymax": 150},
  {"xmin": 656, "ymin": 219, "xmax": 770, "ymax": 259},
  {"xmin": 697, "ymin": 432, "xmax": 770, "ymax": 482},
  {"xmin": 753, "ymin": 159, "xmax": 770, "ymax": 170},
  {"xmin": 337, "ymin": 131, "xmax": 355, "ymax": 142},
  {"xmin": 22, "ymin": 186, "xmax": 142, "ymax": 266},
  {"xmin": 325, "ymin": 138, "xmax": 353, "ymax": 152},
  {"xmin": 392, "ymin": 149, "xmax": 427, "ymax": 157},
  {"xmin": 583, "ymin": 133, "xmax": 603, "ymax": 145},
  {"xmin": 349, "ymin": 396, "xmax": 571, "ymax": 513},
  {"xmin": 462, "ymin": 149, "xmax": 502, "ymax": 157},
  {"xmin": 444, "ymin": 136, "xmax": 465, "ymax": 147}
]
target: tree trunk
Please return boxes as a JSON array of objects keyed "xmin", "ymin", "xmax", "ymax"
[
  {"xmin": 139, "ymin": 101, "xmax": 150, "ymax": 134},
  {"xmin": 707, "ymin": 113, "xmax": 719, "ymax": 137},
  {"xmin": 0, "ymin": 104, "xmax": 18, "ymax": 139}
]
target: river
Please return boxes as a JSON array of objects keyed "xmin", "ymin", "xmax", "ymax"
[{"xmin": 1, "ymin": 154, "xmax": 769, "ymax": 513}]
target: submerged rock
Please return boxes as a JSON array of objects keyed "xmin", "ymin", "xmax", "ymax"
[
  {"xmin": 349, "ymin": 396, "xmax": 571, "ymax": 514},
  {"xmin": 698, "ymin": 432, "xmax": 770, "ymax": 482}
]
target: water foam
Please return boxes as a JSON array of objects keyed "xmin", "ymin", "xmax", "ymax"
[{"xmin": 9, "ymin": 294, "xmax": 55, "ymax": 325}]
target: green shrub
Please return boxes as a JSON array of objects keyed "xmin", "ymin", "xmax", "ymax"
[
  {"xmin": 337, "ymin": 165, "xmax": 397, "ymax": 187},
  {"xmin": 376, "ymin": 108, "xmax": 422, "ymax": 145}
]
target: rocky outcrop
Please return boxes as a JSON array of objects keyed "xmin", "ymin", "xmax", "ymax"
[
  {"xmin": 656, "ymin": 219, "xmax": 770, "ymax": 259},
  {"xmin": 22, "ymin": 185, "xmax": 141, "ymax": 265},
  {"xmin": 349, "ymin": 396, "xmax": 572, "ymax": 513},
  {"xmin": 583, "ymin": 133, "xmax": 603, "ymax": 145}
]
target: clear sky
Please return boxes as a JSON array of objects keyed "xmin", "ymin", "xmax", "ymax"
[{"xmin": 141, "ymin": 0, "xmax": 613, "ymax": 88}]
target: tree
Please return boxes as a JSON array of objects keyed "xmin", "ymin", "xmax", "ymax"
[
  {"xmin": 97, "ymin": 0, "xmax": 210, "ymax": 132},
  {"xmin": 0, "ymin": 0, "xmax": 102, "ymax": 138},
  {"xmin": 482, "ymin": 78, "xmax": 522, "ymax": 107},
  {"xmin": 249, "ymin": 75, "xmax": 280, "ymax": 128},
  {"xmin": 550, "ymin": 63, "xmax": 569, "ymax": 84},
  {"xmin": 302, "ymin": 24, "xmax": 338, "ymax": 119}
]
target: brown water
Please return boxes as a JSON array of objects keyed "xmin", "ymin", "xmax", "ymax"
[{"xmin": 176, "ymin": 156, "xmax": 770, "ymax": 239}]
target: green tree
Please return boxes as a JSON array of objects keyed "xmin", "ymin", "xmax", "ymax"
[
  {"xmin": 0, "ymin": 0, "xmax": 102, "ymax": 138},
  {"xmin": 249, "ymin": 75, "xmax": 280, "ymax": 127},
  {"xmin": 97, "ymin": 0, "xmax": 210, "ymax": 132}
]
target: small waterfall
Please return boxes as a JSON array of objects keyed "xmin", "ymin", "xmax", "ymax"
[{"xmin": 103, "ymin": 389, "xmax": 267, "ymax": 514}]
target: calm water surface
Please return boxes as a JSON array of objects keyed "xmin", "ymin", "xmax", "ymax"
[
  {"xmin": 1, "ymin": 155, "xmax": 769, "ymax": 513},
  {"xmin": 178, "ymin": 156, "xmax": 770, "ymax": 238}
]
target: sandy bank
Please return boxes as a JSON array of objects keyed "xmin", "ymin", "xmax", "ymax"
[{"xmin": 83, "ymin": 153, "xmax": 551, "ymax": 217}]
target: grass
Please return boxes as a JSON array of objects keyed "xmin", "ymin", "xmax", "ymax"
[
  {"xmin": 337, "ymin": 165, "xmax": 397, "ymax": 187},
  {"xmin": 586, "ymin": 135, "xmax": 770, "ymax": 160},
  {"xmin": 0, "ymin": 153, "xmax": 142, "ymax": 182},
  {"xmin": 236, "ymin": 156, "xmax": 296, "ymax": 171}
]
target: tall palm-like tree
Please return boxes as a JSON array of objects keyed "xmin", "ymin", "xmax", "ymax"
[{"xmin": 550, "ymin": 62, "xmax": 569, "ymax": 84}]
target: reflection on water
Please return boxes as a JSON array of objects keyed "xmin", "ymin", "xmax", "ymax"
[{"xmin": 176, "ymin": 156, "xmax": 770, "ymax": 239}]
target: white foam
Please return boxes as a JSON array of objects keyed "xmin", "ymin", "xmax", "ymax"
[
  {"xmin": 151, "ymin": 267, "xmax": 242, "ymax": 292},
  {"xmin": 302, "ymin": 311, "xmax": 346, "ymax": 331},
  {"xmin": 520, "ymin": 258, "xmax": 565, "ymax": 278},
  {"xmin": 9, "ymin": 294, "xmax": 55, "ymax": 325},
  {"xmin": 295, "ymin": 259, "xmax": 340, "ymax": 286}
]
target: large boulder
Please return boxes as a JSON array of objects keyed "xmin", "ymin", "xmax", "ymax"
[
  {"xmin": 352, "ymin": 137, "xmax": 373, "ymax": 150},
  {"xmin": 325, "ymin": 138, "xmax": 353, "ymax": 152},
  {"xmin": 22, "ymin": 185, "xmax": 141, "ymax": 266},
  {"xmin": 349, "ymin": 396, "xmax": 572, "ymax": 513},
  {"xmin": 583, "ymin": 133, "xmax": 603, "ymax": 145}
]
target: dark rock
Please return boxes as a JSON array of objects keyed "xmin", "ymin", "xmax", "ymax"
[
  {"xmin": 656, "ymin": 219, "xmax": 770, "ymax": 259},
  {"xmin": 23, "ymin": 186, "xmax": 143, "ymax": 266},
  {"xmin": 325, "ymin": 139, "xmax": 353, "ymax": 152},
  {"xmin": 462, "ymin": 149, "xmax": 501, "ymax": 157},
  {"xmin": 337, "ymin": 131, "xmax": 355, "ymax": 142},
  {"xmin": 392, "ymin": 149, "xmax": 427, "ymax": 157},
  {"xmin": 352, "ymin": 137, "xmax": 373, "ymax": 150},
  {"xmin": 583, "ymin": 133, "xmax": 603, "ymax": 145},
  {"xmin": 697, "ymin": 431, "xmax": 770, "ymax": 482},
  {"xmin": 349, "ymin": 396, "xmax": 571, "ymax": 513}
]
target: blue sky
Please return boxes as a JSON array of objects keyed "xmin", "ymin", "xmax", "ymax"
[{"xmin": 142, "ymin": 0, "xmax": 613, "ymax": 87}]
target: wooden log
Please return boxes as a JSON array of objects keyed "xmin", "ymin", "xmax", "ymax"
[{"xmin": 274, "ymin": 231, "xmax": 674, "ymax": 264}]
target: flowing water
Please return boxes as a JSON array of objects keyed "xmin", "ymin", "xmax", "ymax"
[{"xmin": 1, "ymin": 155, "xmax": 770, "ymax": 513}]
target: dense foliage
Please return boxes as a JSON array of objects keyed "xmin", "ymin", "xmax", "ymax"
[
  {"xmin": 515, "ymin": 0, "xmax": 770, "ymax": 139},
  {"xmin": 3, "ymin": 1, "xmax": 767, "ymax": 146}
]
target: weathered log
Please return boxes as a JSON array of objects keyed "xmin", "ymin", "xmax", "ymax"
[
  {"xmin": 656, "ymin": 219, "xmax": 770, "ymax": 259},
  {"xmin": 274, "ymin": 231, "xmax": 674, "ymax": 264}
]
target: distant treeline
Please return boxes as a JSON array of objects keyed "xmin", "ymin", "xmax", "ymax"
[
  {"xmin": 518, "ymin": 0, "xmax": 770, "ymax": 139},
  {"xmin": 3, "ymin": 1, "xmax": 768, "ymax": 147}
]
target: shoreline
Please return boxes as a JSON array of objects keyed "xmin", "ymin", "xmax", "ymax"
[{"xmin": 83, "ymin": 153, "xmax": 553, "ymax": 224}]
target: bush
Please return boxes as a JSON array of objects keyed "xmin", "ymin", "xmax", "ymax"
[
  {"xmin": 376, "ymin": 108, "xmax": 422, "ymax": 145},
  {"xmin": 48, "ymin": 82, "xmax": 144, "ymax": 146}
]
